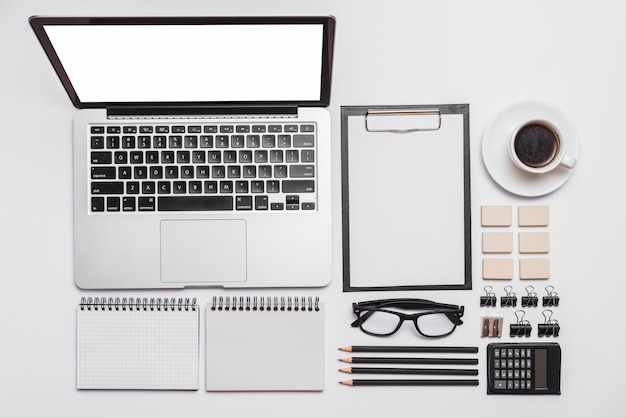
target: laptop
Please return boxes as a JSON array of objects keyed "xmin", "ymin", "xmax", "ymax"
[{"xmin": 29, "ymin": 16, "xmax": 335, "ymax": 289}]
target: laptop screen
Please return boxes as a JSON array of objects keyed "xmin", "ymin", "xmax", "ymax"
[{"xmin": 30, "ymin": 16, "xmax": 335, "ymax": 109}]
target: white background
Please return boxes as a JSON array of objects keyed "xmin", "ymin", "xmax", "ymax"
[{"xmin": 1, "ymin": 0, "xmax": 624, "ymax": 417}]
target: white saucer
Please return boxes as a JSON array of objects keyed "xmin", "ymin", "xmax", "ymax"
[{"xmin": 482, "ymin": 101, "xmax": 579, "ymax": 197}]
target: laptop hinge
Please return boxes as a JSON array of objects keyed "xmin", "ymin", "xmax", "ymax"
[{"xmin": 106, "ymin": 105, "xmax": 298, "ymax": 119}]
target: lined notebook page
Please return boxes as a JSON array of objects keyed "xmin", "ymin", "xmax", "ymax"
[
  {"xmin": 76, "ymin": 298, "xmax": 199, "ymax": 390},
  {"xmin": 205, "ymin": 296, "xmax": 324, "ymax": 391}
]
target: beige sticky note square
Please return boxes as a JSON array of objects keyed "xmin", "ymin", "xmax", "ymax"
[
  {"xmin": 482, "ymin": 232, "xmax": 513, "ymax": 253},
  {"xmin": 483, "ymin": 258, "xmax": 513, "ymax": 280},
  {"xmin": 519, "ymin": 258, "xmax": 550, "ymax": 279},
  {"xmin": 518, "ymin": 205, "xmax": 549, "ymax": 226},
  {"xmin": 519, "ymin": 232, "xmax": 550, "ymax": 253},
  {"xmin": 481, "ymin": 206, "xmax": 512, "ymax": 227}
]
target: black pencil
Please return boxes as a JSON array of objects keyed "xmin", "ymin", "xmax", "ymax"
[
  {"xmin": 339, "ymin": 367, "xmax": 478, "ymax": 376},
  {"xmin": 340, "ymin": 357, "xmax": 478, "ymax": 365},
  {"xmin": 339, "ymin": 346, "xmax": 478, "ymax": 354},
  {"xmin": 340, "ymin": 379, "xmax": 479, "ymax": 387}
]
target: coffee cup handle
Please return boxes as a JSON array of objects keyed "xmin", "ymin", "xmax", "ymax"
[{"xmin": 560, "ymin": 154, "xmax": 577, "ymax": 169}]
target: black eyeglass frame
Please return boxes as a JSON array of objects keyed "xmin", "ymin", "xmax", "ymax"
[{"xmin": 350, "ymin": 298, "xmax": 465, "ymax": 338}]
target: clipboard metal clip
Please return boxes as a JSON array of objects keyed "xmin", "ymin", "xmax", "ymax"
[{"xmin": 365, "ymin": 109, "xmax": 442, "ymax": 133}]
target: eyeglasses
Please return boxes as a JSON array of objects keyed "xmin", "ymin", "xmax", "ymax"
[{"xmin": 351, "ymin": 298, "xmax": 465, "ymax": 338}]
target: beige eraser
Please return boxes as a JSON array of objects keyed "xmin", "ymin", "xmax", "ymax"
[
  {"xmin": 481, "ymin": 206, "xmax": 512, "ymax": 226},
  {"xmin": 519, "ymin": 232, "xmax": 550, "ymax": 253},
  {"xmin": 483, "ymin": 258, "xmax": 514, "ymax": 280},
  {"xmin": 518, "ymin": 205, "xmax": 549, "ymax": 226},
  {"xmin": 519, "ymin": 258, "xmax": 550, "ymax": 279},
  {"xmin": 482, "ymin": 232, "xmax": 513, "ymax": 253}
]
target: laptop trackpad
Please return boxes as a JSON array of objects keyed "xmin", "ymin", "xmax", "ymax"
[{"xmin": 160, "ymin": 220, "xmax": 247, "ymax": 283}]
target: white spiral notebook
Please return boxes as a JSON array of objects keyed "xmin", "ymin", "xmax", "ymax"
[
  {"xmin": 76, "ymin": 297, "xmax": 199, "ymax": 390},
  {"xmin": 205, "ymin": 296, "xmax": 325, "ymax": 391}
]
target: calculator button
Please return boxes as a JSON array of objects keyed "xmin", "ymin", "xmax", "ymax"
[{"xmin": 494, "ymin": 380, "xmax": 507, "ymax": 390}]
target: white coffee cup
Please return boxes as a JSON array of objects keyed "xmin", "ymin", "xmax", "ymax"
[{"xmin": 509, "ymin": 119, "xmax": 577, "ymax": 174}]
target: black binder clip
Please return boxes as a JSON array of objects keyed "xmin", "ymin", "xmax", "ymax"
[
  {"xmin": 480, "ymin": 286, "xmax": 497, "ymax": 307},
  {"xmin": 500, "ymin": 286, "xmax": 517, "ymax": 307},
  {"xmin": 542, "ymin": 286, "xmax": 560, "ymax": 307},
  {"xmin": 521, "ymin": 286, "xmax": 539, "ymax": 307},
  {"xmin": 538, "ymin": 309, "xmax": 560, "ymax": 337},
  {"xmin": 510, "ymin": 310, "xmax": 532, "ymax": 337}
]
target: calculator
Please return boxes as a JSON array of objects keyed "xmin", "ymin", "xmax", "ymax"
[{"xmin": 487, "ymin": 343, "xmax": 561, "ymax": 395}]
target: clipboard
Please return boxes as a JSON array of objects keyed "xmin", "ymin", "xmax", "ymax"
[{"xmin": 341, "ymin": 104, "xmax": 472, "ymax": 292}]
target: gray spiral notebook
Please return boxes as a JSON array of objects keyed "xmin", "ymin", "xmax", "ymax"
[
  {"xmin": 76, "ymin": 297, "xmax": 199, "ymax": 390},
  {"xmin": 205, "ymin": 296, "xmax": 324, "ymax": 391}
]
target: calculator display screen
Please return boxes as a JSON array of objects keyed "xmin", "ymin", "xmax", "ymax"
[{"xmin": 535, "ymin": 349, "xmax": 548, "ymax": 390}]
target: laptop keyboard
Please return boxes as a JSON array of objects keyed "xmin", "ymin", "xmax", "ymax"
[{"xmin": 89, "ymin": 122, "xmax": 317, "ymax": 212}]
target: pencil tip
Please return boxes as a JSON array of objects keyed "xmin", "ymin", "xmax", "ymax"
[
  {"xmin": 339, "ymin": 380, "xmax": 353, "ymax": 386},
  {"xmin": 339, "ymin": 358, "xmax": 352, "ymax": 363},
  {"xmin": 339, "ymin": 346, "xmax": 352, "ymax": 352},
  {"xmin": 339, "ymin": 368, "xmax": 351, "ymax": 373}
]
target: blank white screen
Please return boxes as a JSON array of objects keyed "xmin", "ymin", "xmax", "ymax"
[{"xmin": 44, "ymin": 24, "xmax": 324, "ymax": 103}]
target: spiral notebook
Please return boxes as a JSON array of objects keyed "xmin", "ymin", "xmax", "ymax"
[
  {"xmin": 76, "ymin": 297, "xmax": 199, "ymax": 390},
  {"xmin": 205, "ymin": 296, "xmax": 324, "ymax": 391}
]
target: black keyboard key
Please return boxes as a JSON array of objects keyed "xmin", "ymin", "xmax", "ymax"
[
  {"xmin": 169, "ymin": 136, "xmax": 182, "ymax": 148},
  {"xmin": 142, "ymin": 181, "xmax": 155, "ymax": 194},
  {"xmin": 293, "ymin": 134, "xmax": 315, "ymax": 147},
  {"xmin": 158, "ymin": 181, "xmax": 171, "ymax": 194},
  {"xmin": 139, "ymin": 126, "xmax": 153, "ymax": 133},
  {"xmin": 122, "ymin": 197, "xmax": 136, "ymax": 211},
  {"xmin": 172, "ymin": 126, "xmax": 185, "ymax": 133},
  {"xmin": 114, "ymin": 151, "xmax": 128, "ymax": 164},
  {"xmin": 282, "ymin": 180, "xmax": 315, "ymax": 193},
  {"xmin": 91, "ymin": 136, "xmax": 105, "ymax": 149},
  {"xmin": 302, "ymin": 202, "xmax": 316, "ymax": 210},
  {"xmin": 138, "ymin": 136, "xmax": 151, "ymax": 148},
  {"xmin": 268, "ymin": 125, "xmax": 282, "ymax": 133},
  {"xmin": 158, "ymin": 196, "xmax": 233, "ymax": 211},
  {"xmin": 156, "ymin": 126, "xmax": 170, "ymax": 133},
  {"xmin": 284, "ymin": 125, "xmax": 298, "ymax": 132},
  {"xmin": 236, "ymin": 196, "xmax": 253, "ymax": 210},
  {"xmin": 107, "ymin": 197, "xmax": 121, "ymax": 212},
  {"xmin": 91, "ymin": 197, "xmax": 105, "ymax": 211},
  {"xmin": 188, "ymin": 126, "xmax": 202, "ymax": 133},
  {"xmin": 106, "ymin": 136, "xmax": 120, "ymax": 149},
  {"xmin": 184, "ymin": 135, "xmax": 198, "ymax": 148},
  {"xmin": 119, "ymin": 166, "xmax": 131, "ymax": 179},
  {"xmin": 290, "ymin": 165, "xmax": 315, "ymax": 178},
  {"xmin": 91, "ymin": 126, "xmax": 105, "ymax": 134},
  {"xmin": 252, "ymin": 125, "xmax": 267, "ymax": 133},
  {"xmin": 126, "ymin": 181, "xmax": 140, "ymax": 194},
  {"xmin": 91, "ymin": 151, "xmax": 112, "ymax": 164},
  {"xmin": 138, "ymin": 197, "xmax": 156, "ymax": 211},
  {"xmin": 91, "ymin": 182, "xmax": 124, "ymax": 194},
  {"xmin": 300, "ymin": 124, "xmax": 315, "ymax": 133},
  {"xmin": 220, "ymin": 125, "xmax": 234, "ymax": 133},
  {"xmin": 122, "ymin": 136, "xmax": 135, "ymax": 149},
  {"xmin": 173, "ymin": 181, "xmax": 187, "ymax": 194},
  {"xmin": 200, "ymin": 135, "xmax": 214, "ymax": 148},
  {"xmin": 220, "ymin": 181, "xmax": 233, "ymax": 193},
  {"xmin": 236, "ymin": 125, "xmax": 250, "ymax": 133},
  {"xmin": 255, "ymin": 195, "xmax": 269, "ymax": 210},
  {"xmin": 123, "ymin": 126, "xmax": 137, "ymax": 134},
  {"xmin": 107, "ymin": 126, "xmax": 121, "ymax": 134},
  {"xmin": 301, "ymin": 150, "xmax": 315, "ymax": 162},
  {"xmin": 91, "ymin": 167, "xmax": 116, "ymax": 179},
  {"xmin": 177, "ymin": 151, "xmax": 190, "ymax": 163},
  {"xmin": 204, "ymin": 125, "xmax": 218, "ymax": 133}
]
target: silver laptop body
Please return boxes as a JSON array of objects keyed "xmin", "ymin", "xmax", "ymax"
[{"xmin": 30, "ymin": 16, "xmax": 335, "ymax": 289}]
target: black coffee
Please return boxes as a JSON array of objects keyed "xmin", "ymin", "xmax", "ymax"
[{"xmin": 514, "ymin": 123, "xmax": 559, "ymax": 168}]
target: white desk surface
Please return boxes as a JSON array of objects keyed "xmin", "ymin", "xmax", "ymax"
[{"xmin": 1, "ymin": 0, "xmax": 623, "ymax": 416}]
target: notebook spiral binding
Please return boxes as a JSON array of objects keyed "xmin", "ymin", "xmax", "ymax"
[
  {"xmin": 210, "ymin": 296, "xmax": 320, "ymax": 312},
  {"xmin": 79, "ymin": 297, "xmax": 197, "ymax": 311}
]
